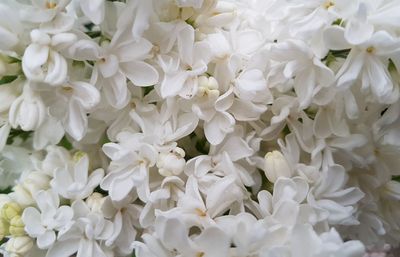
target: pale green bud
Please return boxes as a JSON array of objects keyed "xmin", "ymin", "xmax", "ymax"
[
  {"xmin": 1, "ymin": 202, "xmax": 22, "ymax": 222},
  {"xmin": 0, "ymin": 218, "xmax": 9, "ymax": 240},
  {"xmin": 9, "ymin": 215, "xmax": 25, "ymax": 236}
]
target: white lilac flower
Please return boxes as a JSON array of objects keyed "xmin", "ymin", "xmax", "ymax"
[
  {"xmin": 22, "ymin": 29, "xmax": 76, "ymax": 86},
  {"xmin": 51, "ymin": 152, "xmax": 104, "ymax": 200},
  {"xmin": 2, "ymin": 0, "xmax": 400, "ymax": 255},
  {"xmin": 21, "ymin": 189, "xmax": 73, "ymax": 249},
  {"xmin": 46, "ymin": 200, "xmax": 113, "ymax": 257}
]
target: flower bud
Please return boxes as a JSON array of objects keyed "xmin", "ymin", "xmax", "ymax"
[
  {"xmin": 0, "ymin": 194, "xmax": 12, "ymax": 209},
  {"xmin": 86, "ymin": 192, "xmax": 106, "ymax": 213},
  {"xmin": 1, "ymin": 202, "xmax": 22, "ymax": 222},
  {"xmin": 264, "ymin": 151, "xmax": 292, "ymax": 183},
  {"xmin": 9, "ymin": 215, "xmax": 25, "ymax": 236},
  {"xmin": 198, "ymin": 76, "xmax": 219, "ymax": 99},
  {"xmin": 73, "ymin": 151, "xmax": 87, "ymax": 163},
  {"xmin": 10, "ymin": 185, "xmax": 35, "ymax": 207},
  {"xmin": 22, "ymin": 171, "xmax": 50, "ymax": 196},
  {"xmin": 157, "ymin": 147, "xmax": 186, "ymax": 177},
  {"xmin": 0, "ymin": 218, "xmax": 9, "ymax": 240},
  {"xmin": 5, "ymin": 236, "xmax": 33, "ymax": 255}
]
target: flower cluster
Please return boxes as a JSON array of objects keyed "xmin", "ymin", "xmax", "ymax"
[{"xmin": 0, "ymin": 0, "xmax": 399, "ymax": 256}]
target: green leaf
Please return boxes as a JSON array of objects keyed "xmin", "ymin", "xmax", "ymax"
[
  {"xmin": 58, "ymin": 136, "xmax": 73, "ymax": 150},
  {"xmin": 0, "ymin": 187, "xmax": 12, "ymax": 194},
  {"xmin": 6, "ymin": 129, "xmax": 32, "ymax": 144},
  {"xmin": 0, "ymin": 75, "xmax": 18, "ymax": 85}
]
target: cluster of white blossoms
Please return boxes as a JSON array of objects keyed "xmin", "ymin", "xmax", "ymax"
[{"xmin": 1, "ymin": 0, "xmax": 400, "ymax": 256}]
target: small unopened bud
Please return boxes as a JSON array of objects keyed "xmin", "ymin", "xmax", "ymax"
[
  {"xmin": 198, "ymin": 76, "xmax": 219, "ymax": 98},
  {"xmin": 86, "ymin": 193, "xmax": 106, "ymax": 213},
  {"xmin": 264, "ymin": 151, "xmax": 292, "ymax": 183},
  {"xmin": 5, "ymin": 236, "xmax": 33, "ymax": 255},
  {"xmin": 0, "ymin": 218, "xmax": 9, "ymax": 240},
  {"xmin": 157, "ymin": 147, "xmax": 186, "ymax": 177},
  {"xmin": 9, "ymin": 215, "xmax": 25, "ymax": 236},
  {"xmin": 73, "ymin": 151, "xmax": 86, "ymax": 162},
  {"xmin": 10, "ymin": 185, "xmax": 34, "ymax": 207},
  {"xmin": 1, "ymin": 202, "xmax": 22, "ymax": 222},
  {"xmin": 22, "ymin": 171, "xmax": 50, "ymax": 196}
]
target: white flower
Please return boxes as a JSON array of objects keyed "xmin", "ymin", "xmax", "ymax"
[
  {"xmin": 51, "ymin": 152, "xmax": 104, "ymax": 200},
  {"xmin": 19, "ymin": 0, "xmax": 74, "ymax": 34},
  {"xmin": 9, "ymin": 82, "xmax": 46, "ymax": 131},
  {"xmin": 22, "ymin": 30, "xmax": 76, "ymax": 86},
  {"xmin": 324, "ymin": 27, "xmax": 400, "ymax": 103},
  {"xmin": 46, "ymin": 80, "xmax": 100, "ymax": 140},
  {"xmin": 101, "ymin": 140, "xmax": 157, "ymax": 202},
  {"xmin": 308, "ymin": 165, "xmax": 364, "ymax": 225},
  {"xmin": 46, "ymin": 200, "xmax": 113, "ymax": 257},
  {"xmin": 21, "ymin": 189, "xmax": 73, "ymax": 249},
  {"xmin": 156, "ymin": 147, "xmax": 186, "ymax": 177}
]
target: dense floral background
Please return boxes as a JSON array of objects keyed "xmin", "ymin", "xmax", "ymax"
[{"xmin": 0, "ymin": 0, "xmax": 400, "ymax": 257}]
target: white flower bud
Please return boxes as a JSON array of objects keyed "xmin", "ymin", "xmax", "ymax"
[
  {"xmin": 5, "ymin": 236, "xmax": 33, "ymax": 255},
  {"xmin": 0, "ymin": 194, "xmax": 12, "ymax": 209},
  {"xmin": 9, "ymin": 84, "xmax": 46, "ymax": 131},
  {"xmin": 10, "ymin": 185, "xmax": 35, "ymax": 207},
  {"xmin": 157, "ymin": 147, "xmax": 186, "ymax": 177},
  {"xmin": 264, "ymin": 151, "xmax": 292, "ymax": 183},
  {"xmin": 198, "ymin": 76, "xmax": 219, "ymax": 98},
  {"xmin": 22, "ymin": 171, "xmax": 50, "ymax": 196},
  {"xmin": 86, "ymin": 192, "xmax": 106, "ymax": 213}
]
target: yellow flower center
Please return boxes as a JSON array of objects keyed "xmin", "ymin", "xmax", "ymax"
[
  {"xmin": 323, "ymin": 1, "xmax": 334, "ymax": 9},
  {"xmin": 366, "ymin": 46, "xmax": 375, "ymax": 54},
  {"xmin": 46, "ymin": 1, "xmax": 57, "ymax": 9}
]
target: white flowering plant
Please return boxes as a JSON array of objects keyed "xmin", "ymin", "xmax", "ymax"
[{"xmin": 0, "ymin": 0, "xmax": 399, "ymax": 256}]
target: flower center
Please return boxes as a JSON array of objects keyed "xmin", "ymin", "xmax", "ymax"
[
  {"xmin": 195, "ymin": 208, "xmax": 207, "ymax": 217},
  {"xmin": 366, "ymin": 46, "xmax": 375, "ymax": 54},
  {"xmin": 323, "ymin": 1, "xmax": 334, "ymax": 9},
  {"xmin": 46, "ymin": 1, "xmax": 57, "ymax": 9},
  {"xmin": 197, "ymin": 252, "xmax": 205, "ymax": 257}
]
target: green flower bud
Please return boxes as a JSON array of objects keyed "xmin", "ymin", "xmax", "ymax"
[
  {"xmin": 1, "ymin": 202, "xmax": 22, "ymax": 222},
  {"xmin": 0, "ymin": 218, "xmax": 9, "ymax": 240},
  {"xmin": 9, "ymin": 215, "xmax": 25, "ymax": 236}
]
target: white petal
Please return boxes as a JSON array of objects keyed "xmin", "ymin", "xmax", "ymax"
[
  {"xmin": 22, "ymin": 44, "xmax": 49, "ymax": 78},
  {"xmin": 80, "ymin": 0, "xmax": 105, "ymax": 25},
  {"xmin": 195, "ymin": 227, "xmax": 229, "ymax": 257},
  {"xmin": 102, "ymin": 71, "xmax": 130, "ymax": 109},
  {"xmin": 323, "ymin": 26, "xmax": 352, "ymax": 50},
  {"xmin": 204, "ymin": 112, "xmax": 234, "ymax": 145},
  {"xmin": 65, "ymin": 100, "xmax": 87, "ymax": 141},
  {"xmin": 110, "ymin": 175, "xmax": 134, "ymax": 201},
  {"xmin": 37, "ymin": 230, "xmax": 56, "ymax": 249},
  {"xmin": 40, "ymin": 13, "xmax": 75, "ymax": 34},
  {"xmin": 98, "ymin": 54, "xmax": 119, "ymax": 78},
  {"xmin": 22, "ymin": 207, "xmax": 46, "ymax": 236},
  {"xmin": 46, "ymin": 239, "xmax": 80, "ymax": 257},
  {"xmin": 0, "ymin": 27, "xmax": 18, "ymax": 50},
  {"xmin": 120, "ymin": 61, "xmax": 159, "ymax": 86},
  {"xmin": 71, "ymin": 81, "xmax": 100, "ymax": 110}
]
